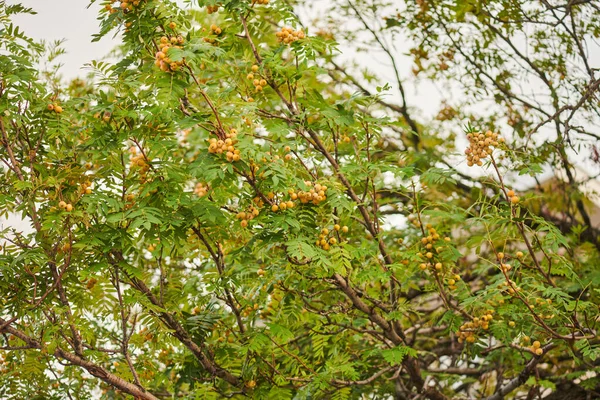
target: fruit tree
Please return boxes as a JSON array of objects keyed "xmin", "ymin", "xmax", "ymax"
[{"xmin": 1, "ymin": 0, "xmax": 600, "ymax": 399}]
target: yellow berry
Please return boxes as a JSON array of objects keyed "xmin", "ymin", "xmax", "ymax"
[{"xmin": 535, "ymin": 348, "xmax": 543, "ymax": 356}]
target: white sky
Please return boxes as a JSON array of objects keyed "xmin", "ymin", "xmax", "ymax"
[{"xmin": 10, "ymin": 0, "xmax": 119, "ymax": 78}]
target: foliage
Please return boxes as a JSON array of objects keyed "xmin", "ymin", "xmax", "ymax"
[{"xmin": 1, "ymin": 0, "xmax": 600, "ymax": 399}]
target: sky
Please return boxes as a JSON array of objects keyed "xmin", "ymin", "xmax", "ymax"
[{"xmin": 10, "ymin": 0, "xmax": 120, "ymax": 78}]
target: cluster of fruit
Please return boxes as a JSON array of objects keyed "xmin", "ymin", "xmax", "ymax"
[
  {"xmin": 194, "ymin": 182, "xmax": 209, "ymax": 197},
  {"xmin": 207, "ymin": 129, "xmax": 241, "ymax": 162},
  {"xmin": 251, "ymin": 0, "xmax": 269, "ymax": 4},
  {"xmin": 154, "ymin": 34, "xmax": 184, "ymax": 72},
  {"xmin": 293, "ymin": 182, "xmax": 328, "ymax": 205},
  {"xmin": 270, "ymin": 199, "xmax": 295, "ymax": 212},
  {"xmin": 206, "ymin": 4, "xmax": 219, "ymax": 13},
  {"xmin": 235, "ymin": 206, "xmax": 260, "ymax": 227},
  {"xmin": 315, "ymin": 225, "xmax": 348, "ymax": 251},
  {"xmin": 417, "ymin": 226, "xmax": 451, "ymax": 268},
  {"xmin": 203, "ymin": 24, "xmax": 221, "ymax": 44},
  {"xmin": 505, "ymin": 189, "xmax": 520, "ymax": 204},
  {"xmin": 124, "ymin": 193, "xmax": 135, "ymax": 210},
  {"xmin": 406, "ymin": 214, "xmax": 422, "ymax": 228},
  {"xmin": 47, "ymin": 103, "xmax": 63, "ymax": 114},
  {"xmin": 276, "ymin": 27, "xmax": 305, "ymax": 44},
  {"xmin": 247, "ymin": 66, "xmax": 268, "ymax": 93},
  {"xmin": 210, "ymin": 24, "xmax": 222, "ymax": 35},
  {"xmin": 457, "ymin": 312, "xmax": 494, "ymax": 343},
  {"xmin": 80, "ymin": 180, "xmax": 93, "ymax": 195},
  {"xmin": 465, "ymin": 130, "xmax": 503, "ymax": 167},
  {"xmin": 529, "ymin": 340, "xmax": 544, "ymax": 356},
  {"xmin": 241, "ymin": 303, "xmax": 260, "ymax": 317},
  {"xmin": 497, "ymin": 279, "xmax": 521, "ymax": 295},
  {"xmin": 58, "ymin": 200, "xmax": 74, "ymax": 212},
  {"xmin": 252, "ymin": 196, "xmax": 265, "ymax": 208},
  {"xmin": 129, "ymin": 146, "xmax": 150, "ymax": 178},
  {"xmin": 104, "ymin": 0, "xmax": 143, "ymax": 14},
  {"xmin": 86, "ymin": 277, "xmax": 98, "ymax": 290}
]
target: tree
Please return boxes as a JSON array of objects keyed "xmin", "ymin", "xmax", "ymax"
[{"xmin": 1, "ymin": 0, "xmax": 599, "ymax": 399}]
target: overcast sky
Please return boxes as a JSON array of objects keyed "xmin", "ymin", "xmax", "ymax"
[{"xmin": 10, "ymin": 0, "xmax": 119, "ymax": 78}]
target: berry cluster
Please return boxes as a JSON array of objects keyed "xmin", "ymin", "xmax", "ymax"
[
  {"xmin": 251, "ymin": 0, "xmax": 269, "ymax": 4},
  {"xmin": 104, "ymin": 0, "xmax": 143, "ymax": 14},
  {"xmin": 235, "ymin": 206, "xmax": 260, "ymax": 228},
  {"xmin": 154, "ymin": 35, "xmax": 185, "ymax": 72},
  {"xmin": 47, "ymin": 103, "xmax": 63, "ymax": 114},
  {"xmin": 194, "ymin": 182, "xmax": 209, "ymax": 197},
  {"xmin": 293, "ymin": 182, "xmax": 328, "ymax": 205},
  {"xmin": 498, "ymin": 279, "xmax": 521, "ymax": 295},
  {"xmin": 267, "ymin": 189, "xmax": 296, "ymax": 212},
  {"xmin": 86, "ymin": 277, "xmax": 98, "ymax": 290},
  {"xmin": 58, "ymin": 200, "xmax": 73, "ymax": 212},
  {"xmin": 209, "ymin": 24, "xmax": 222, "ymax": 35},
  {"xmin": 506, "ymin": 189, "xmax": 520, "ymax": 204},
  {"xmin": 250, "ymin": 76, "xmax": 267, "ymax": 92},
  {"xmin": 80, "ymin": 180, "xmax": 93, "ymax": 195},
  {"xmin": 129, "ymin": 146, "xmax": 150, "ymax": 181},
  {"xmin": 125, "ymin": 193, "xmax": 135, "ymax": 210},
  {"xmin": 417, "ymin": 226, "xmax": 452, "ymax": 270},
  {"xmin": 207, "ymin": 129, "xmax": 241, "ymax": 162},
  {"xmin": 276, "ymin": 27, "xmax": 305, "ymax": 44},
  {"xmin": 465, "ymin": 130, "xmax": 503, "ymax": 167},
  {"xmin": 529, "ymin": 340, "xmax": 544, "ymax": 356},
  {"xmin": 206, "ymin": 4, "xmax": 219, "ymax": 14},
  {"xmin": 252, "ymin": 196, "xmax": 265, "ymax": 208},
  {"xmin": 315, "ymin": 225, "xmax": 348, "ymax": 251},
  {"xmin": 457, "ymin": 311, "xmax": 494, "ymax": 343}
]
